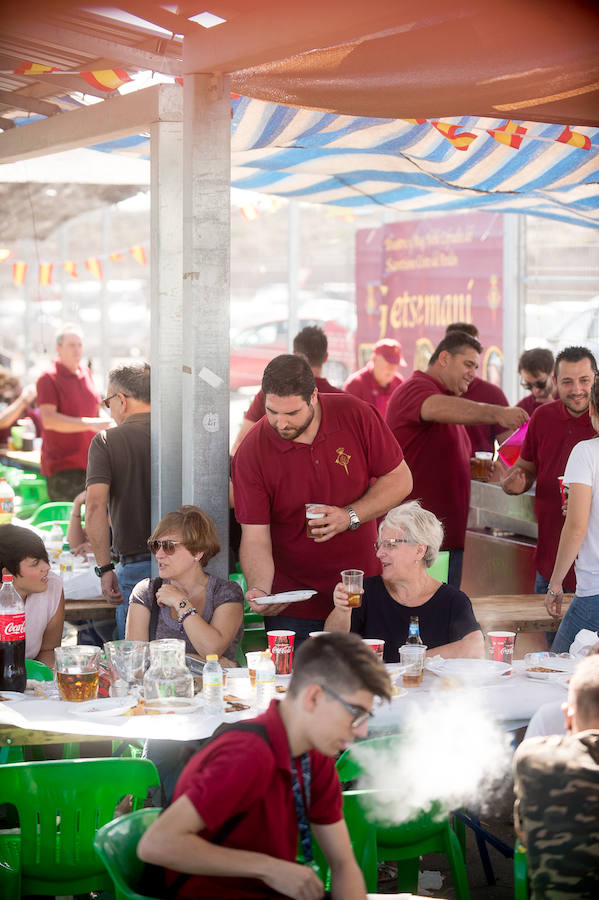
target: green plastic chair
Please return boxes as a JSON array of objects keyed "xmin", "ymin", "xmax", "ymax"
[
  {"xmin": 14, "ymin": 474, "xmax": 49, "ymax": 519},
  {"xmin": 94, "ymin": 807, "xmax": 163, "ymax": 900},
  {"xmin": 337, "ymin": 736, "xmax": 469, "ymax": 898},
  {"xmin": 0, "ymin": 757, "xmax": 160, "ymax": 898},
  {"xmin": 427, "ymin": 549, "xmax": 450, "ymax": 582},
  {"xmin": 514, "ymin": 841, "xmax": 529, "ymax": 899},
  {"xmin": 235, "ymin": 624, "xmax": 268, "ymax": 666},
  {"xmin": 26, "ymin": 501, "xmax": 73, "ymax": 527},
  {"xmin": 25, "ymin": 659, "xmax": 54, "ymax": 681}
]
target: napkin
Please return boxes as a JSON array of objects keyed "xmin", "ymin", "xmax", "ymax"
[
  {"xmin": 569, "ymin": 629, "xmax": 599, "ymax": 658},
  {"xmin": 424, "ymin": 655, "xmax": 446, "ymax": 674}
]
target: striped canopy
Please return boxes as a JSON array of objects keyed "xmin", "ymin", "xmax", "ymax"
[{"xmin": 95, "ymin": 96, "xmax": 599, "ymax": 229}]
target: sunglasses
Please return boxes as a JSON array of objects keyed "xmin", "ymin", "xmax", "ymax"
[
  {"xmin": 147, "ymin": 539, "xmax": 183, "ymax": 555},
  {"xmin": 101, "ymin": 392, "xmax": 130, "ymax": 409},
  {"xmin": 320, "ymin": 684, "xmax": 374, "ymax": 729},
  {"xmin": 520, "ymin": 378, "xmax": 549, "ymax": 391}
]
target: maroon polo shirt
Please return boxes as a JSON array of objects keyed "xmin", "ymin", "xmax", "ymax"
[
  {"xmin": 520, "ymin": 399, "xmax": 595, "ymax": 589},
  {"xmin": 344, "ymin": 362, "xmax": 403, "ymax": 418},
  {"xmin": 386, "ymin": 370, "xmax": 471, "ymax": 550},
  {"xmin": 245, "ymin": 376, "xmax": 343, "ymax": 423},
  {"xmin": 516, "ymin": 393, "xmax": 557, "ymax": 417},
  {"xmin": 463, "ymin": 377, "xmax": 510, "ymax": 454},
  {"xmin": 232, "ymin": 392, "xmax": 404, "ymax": 620},
  {"xmin": 36, "ymin": 361, "xmax": 100, "ymax": 476},
  {"xmin": 168, "ymin": 700, "xmax": 342, "ymax": 899}
]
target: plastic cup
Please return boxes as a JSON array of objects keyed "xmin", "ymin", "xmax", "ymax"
[
  {"xmin": 55, "ymin": 646, "xmax": 101, "ymax": 702},
  {"xmin": 341, "ymin": 569, "xmax": 364, "ymax": 608},
  {"xmin": 487, "ymin": 631, "xmax": 516, "ymax": 664},
  {"xmin": 471, "ymin": 451, "xmax": 493, "ymax": 482},
  {"xmin": 245, "ymin": 651, "xmax": 262, "ymax": 688},
  {"xmin": 309, "ymin": 631, "xmax": 329, "ymax": 639},
  {"xmin": 267, "ymin": 630, "xmax": 295, "ymax": 675},
  {"xmin": 399, "ymin": 644, "xmax": 427, "ymax": 686},
  {"xmin": 363, "ymin": 638, "xmax": 385, "ymax": 660},
  {"xmin": 305, "ymin": 503, "xmax": 325, "ymax": 538},
  {"xmin": 558, "ymin": 476, "xmax": 569, "ymax": 512}
]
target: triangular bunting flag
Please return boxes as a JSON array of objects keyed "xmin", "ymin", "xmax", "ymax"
[
  {"xmin": 80, "ymin": 69, "xmax": 132, "ymax": 92},
  {"xmin": 63, "ymin": 260, "xmax": 78, "ymax": 278},
  {"xmin": 12, "ymin": 262, "xmax": 27, "ymax": 286},
  {"xmin": 129, "ymin": 245, "xmax": 147, "ymax": 266},
  {"xmin": 556, "ymin": 125, "xmax": 591, "ymax": 151},
  {"xmin": 432, "ymin": 122, "xmax": 477, "ymax": 150},
  {"xmin": 85, "ymin": 257, "xmax": 103, "ymax": 279},
  {"xmin": 487, "ymin": 120, "xmax": 527, "ymax": 149},
  {"xmin": 0, "ymin": 249, "xmax": 12, "ymax": 262},
  {"xmin": 39, "ymin": 263, "xmax": 53, "ymax": 285}
]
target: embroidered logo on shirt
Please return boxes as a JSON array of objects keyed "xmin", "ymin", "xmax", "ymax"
[{"xmin": 335, "ymin": 446, "xmax": 351, "ymax": 475}]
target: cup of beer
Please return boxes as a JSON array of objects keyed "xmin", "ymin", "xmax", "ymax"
[
  {"xmin": 245, "ymin": 651, "xmax": 263, "ymax": 689},
  {"xmin": 267, "ymin": 630, "xmax": 295, "ymax": 675},
  {"xmin": 55, "ymin": 646, "xmax": 102, "ymax": 702},
  {"xmin": 305, "ymin": 503, "xmax": 325, "ymax": 538},
  {"xmin": 399, "ymin": 644, "xmax": 427, "ymax": 686},
  {"xmin": 487, "ymin": 631, "xmax": 516, "ymax": 664},
  {"xmin": 471, "ymin": 451, "xmax": 493, "ymax": 482},
  {"xmin": 341, "ymin": 569, "xmax": 364, "ymax": 608}
]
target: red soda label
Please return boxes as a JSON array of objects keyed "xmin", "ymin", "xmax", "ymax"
[
  {"xmin": 0, "ymin": 612, "xmax": 26, "ymax": 641},
  {"xmin": 272, "ymin": 639, "xmax": 292, "ymax": 675}
]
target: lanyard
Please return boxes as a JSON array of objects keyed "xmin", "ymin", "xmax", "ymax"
[{"xmin": 290, "ymin": 752, "xmax": 313, "ymax": 863}]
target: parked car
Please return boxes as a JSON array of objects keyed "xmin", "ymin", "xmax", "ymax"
[{"xmin": 229, "ymin": 302, "xmax": 356, "ymax": 389}]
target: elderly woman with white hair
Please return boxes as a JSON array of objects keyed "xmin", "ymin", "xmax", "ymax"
[{"xmin": 324, "ymin": 500, "xmax": 484, "ymax": 662}]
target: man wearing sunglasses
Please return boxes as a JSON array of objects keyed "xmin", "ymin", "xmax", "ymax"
[
  {"xmin": 85, "ymin": 362, "xmax": 151, "ymax": 639},
  {"xmin": 139, "ymin": 632, "xmax": 391, "ymax": 899},
  {"xmin": 516, "ymin": 348, "xmax": 557, "ymax": 416}
]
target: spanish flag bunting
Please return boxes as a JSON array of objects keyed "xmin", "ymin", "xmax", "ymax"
[
  {"xmin": 109, "ymin": 252, "xmax": 123, "ymax": 262},
  {"xmin": 39, "ymin": 263, "xmax": 53, "ymax": 286},
  {"xmin": 241, "ymin": 203, "xmax": 258, "ymax": 220},
  {"xmin": 129, "ymin": 245, "xmax": 147, "ymax": 266},
  {"xmin": 0, "ymin": 249, "xmax": 12, "ymax": 262},
  {"xmin": 557, "ymin": 125, "xmax": 591, "ymax": 151},
  {"xmin": 12, "ymin": 262, "xmax": 27, "ymax": 286},
  {"xmin": 85, "ymin": 257, "xmax": 103, "ymax": 280},
  {"xmin": 79, "ymin": 69, "xmax": 132, "ymax": 92},
  {"xmin": 431, "ymin": 121, "xmax": 477, "ymax": 150},
  {"xmin": 13, "ymin": 61, "xmax": 59, "ymax": 75},
  {"xmin": 487, "ymin": 120, "xmax": 527, "ymax": 149},
  {"xmin": 63, "ymin": 260, "xmax": 78, "ymax": 278},
  {"xmin": 402, "ymin": 118, "xmax": 427, "ymax": 125}
]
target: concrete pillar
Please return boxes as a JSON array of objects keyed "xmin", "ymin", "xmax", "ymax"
[
  {"xmin": 502, "ymin": 214, "xmax": 526, "ymax": 404},
  {"xmin": 181, "ymin": 73, "xmax": 231, "ymax": 578},
  {"xmin": 150, "ymin": 118, "xmax": 183, "ymax": 529}
]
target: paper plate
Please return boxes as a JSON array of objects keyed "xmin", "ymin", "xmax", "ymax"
[
  {"xmin": 254, "ymin": 590, "xmax": 317, "ymax": 605},
  {"xmin": 68, "ymin": 697, "xmax": 138, "ymax": 716},
  {"xmin": 431, "ymin": 658, "xmax": 510, "ymax": 684},
  {"xmin": 525, "ymin": 661, "xmax": 575, "ymax": 681},
  {"xmin": 142, "ymin": 697, "xmax": 203, "ymax": 715},
  {"xmin": 0, "ymin": 691, "xmax": 27, "ymax": 703}
]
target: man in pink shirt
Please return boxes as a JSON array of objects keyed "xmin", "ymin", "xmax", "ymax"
[
  {"xmin": 343, "ymin": 339, "xmax": 406, "ymax": 418},
  {"xmin": 386, "ymin": 332, "xmax": 527, "ymax": 588}
]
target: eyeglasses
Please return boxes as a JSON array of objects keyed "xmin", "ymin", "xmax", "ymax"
[
  {"xmin": 101, "ymin": 392, "xmax": 130, "ymax": 409},
  {"xmin": 373, "ymin": 539, "xmax": 411, "ymax": 551},
  {"xmin": 320, "ymin": 684, "xmax": 374, "ymax": 729},
  {"xmin": 520, "ymin": 377, "xmax": 549, "ymax": 391},
  {"xmin": 147, "ymin": 539, "xmax": 183, "ymax": 555}
]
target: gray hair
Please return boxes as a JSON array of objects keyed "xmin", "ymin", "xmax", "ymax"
[
  {"xmin": 56, "ymin": 323, "xmax": 83, "ymax": 345},
  {"xmin": 379, "ymin": 500, "xmax": 444, "ymax": 568},
  {"xmin": 108, "ymin": 362, "xmax": 151, "ymax": 404}
]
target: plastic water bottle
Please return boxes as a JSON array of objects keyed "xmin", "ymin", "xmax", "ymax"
[
  {"xmin": 46, "ymin": 524, "xmax": 64, "ymax": 564},
  {"xmin": 59, "ymin": 543, "xmax": 75, "ymax": 578},
  {"xmin": 203, "ymin": 654, "xmax": 224, "ymax": 715},
  {"xmin": 256, "ymin": 650, "xmax": 275, "ymax": 711},
  {"xmin": 0, "ymin": 478, "xmax": 15, "ymax": 524}
]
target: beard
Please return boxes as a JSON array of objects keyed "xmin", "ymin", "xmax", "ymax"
[{"xmin": 271, "ymin": 403, "xmax": 315, "ymax": 441}]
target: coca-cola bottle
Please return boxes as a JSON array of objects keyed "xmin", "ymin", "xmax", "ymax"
[{"xmin": 0, "ymin": 573, "xmax": 26, "ymax": 692}]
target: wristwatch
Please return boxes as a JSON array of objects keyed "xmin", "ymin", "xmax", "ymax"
[
  {"xmin": 94, "ymin": 562, "xmax": 115, "ymax": 577},
  {"xmin": 345, "ymin": 506, "xmax": 361, "ymax": 531}
]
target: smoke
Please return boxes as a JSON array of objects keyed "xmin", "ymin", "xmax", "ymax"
[{"xmin": 351, "ymin": 687, "xmax": 514, "ymax": 826}]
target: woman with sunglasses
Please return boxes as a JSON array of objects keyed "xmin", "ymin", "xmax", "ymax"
[
  {"xmin": 126, "ymin": 506, "xmax": 243, "ymax": 663},
  {"xmin": 324, "ymin": 501, "xmax": 483, "ymax": 662},
  {"xmin": 546, "ymin": 375, "xmax": 599, "ymax": 652}
]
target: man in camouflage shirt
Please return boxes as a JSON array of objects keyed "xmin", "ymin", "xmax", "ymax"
[{"xmin": 513, "ymin": 654, "xmax": 599, "ymax": 898}]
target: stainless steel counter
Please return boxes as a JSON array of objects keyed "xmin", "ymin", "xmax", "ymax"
[{"xmin": 467, "ymin": 480, "xmax": 537, "ymax": 539}]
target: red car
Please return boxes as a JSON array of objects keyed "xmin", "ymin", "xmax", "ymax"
[{"xmin": 230, "ymin": 307, "xmax": 356, "ymax": 390}]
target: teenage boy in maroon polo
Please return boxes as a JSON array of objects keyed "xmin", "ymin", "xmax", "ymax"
[
  {"xmin": 231, "ymin": 326, "xmax": 343, "ymax": 456},
  {"xmin": 232, "ymin": 354, "xmax": 412, "ymax": 643},
  {"xmin": 343, "ymin": 338, "xmax": 406, "ymax": 418},
  {"xmin": 445, "ymin": 323, "xmax": 511, "ymax": 454},
  {"xmin": 139, "ymin": 632, "xmax": 391, "ymax": 900},
  {"xmin": 386, "ymin": 332, "xmax": 527, "ymax": 588},
  {"xmin": 502, "ymin": 345, "xmax": 597, "ymax": 597},
  {"xmin": 516, "ymin": 347, "xmax": 557, "ymax": 417},
  {"xmin": 36, "ymin": 325, "xmax": 106, "ymax": 500}
]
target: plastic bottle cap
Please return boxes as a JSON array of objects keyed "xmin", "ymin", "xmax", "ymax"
[
  {"xmin": 206, "ymin": 654, "xmax": 218, "ymax": 661},
  {"xmin": 260, "ymin": 650, "xmax": 271, "ymax": 657}
]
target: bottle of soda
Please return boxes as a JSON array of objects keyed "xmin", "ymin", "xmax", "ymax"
[
  {"xmin": 0, "ymin": 573, "xmax": 26, "ymax": 692},
  {"xmin": 407, "ymin": 615, "xmax": 423, "ymax": 645},
  {"xmin": 256, "ymin": 650, "xmax": 275, "ymax": 711},
  {"xmin": 203, "ymin": 654, "xmax": 224, "ymax": 715},
  {"xmin": 0, "ymin": 478, "xmax": 15, "ymax": 524}
]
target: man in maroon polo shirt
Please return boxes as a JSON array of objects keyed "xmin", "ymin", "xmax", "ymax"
[
  {"xmin": 445, "ymin": 322, "xmax": 512, "ymax": 454},
  {"xmin": 386, "ymin": 331, "xmax": 527, "ymax": 588},
  {"xmin": 516, "ymin": 347, "xmax": 557, "ymax": 417},
  {"xmin": 231, "ymin": 325, "xmax": 343, "ymax": 455},
  {"xmin": 232, "ymin": 354, "xmax": 412, "ymax": 643},
  {"xmin": 139, "ymin": 632, "xmax": 391, "ymax": 900},
  {"xmin": 502, "ymin": 345, "xmax": 597, "ymax": 599},
  {"xmin": 343, "ymin": 338, "xmax": 406, "ymax": 418},
  {"xmin": 36, "ymin": 325, "xmax": 106, "ymax": 500}
]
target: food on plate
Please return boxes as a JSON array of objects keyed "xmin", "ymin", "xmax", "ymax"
[
  {"xmin": 0, "ymin": 694, "xmax": 9, "ymax": 702},
  {"xmin": 275, "ymin": 685, "xmax": 287, "ymax": 694},
  {"xmin": 122, "ymin": 699, "xmax": 165, "ymax": 717},
  {"xmin": 223, "ymin": 694, "xmax": 245, "ymax": 703},
  {"xmin": 225, "ymin": 701, "xmax": 250, "ymax": 712},
  {"xmin": 526, "ymin": 666, "xmax": 567, "ymax": 673}
]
